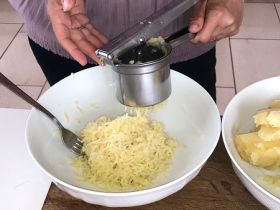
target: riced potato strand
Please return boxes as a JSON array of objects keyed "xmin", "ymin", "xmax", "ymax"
[{"xmin": 72, "ymin": 110, "xmax": 177, "ymax": 192}]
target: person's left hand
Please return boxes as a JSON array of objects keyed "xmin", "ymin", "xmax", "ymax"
[
  {"xmin": 47, "ymin": 0, "xmax": 109, "ymax": 66},
  {"xmin": 189, "ymin": 0, "xmax": 244, "ymax": 44}
]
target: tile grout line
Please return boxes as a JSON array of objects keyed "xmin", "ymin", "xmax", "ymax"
[
  {"xmin": 19, "ymin": 24, "xmax": 25, "ymax": 33},
  {"xmin": 215, "ymin": 86, "xmax": 235, "ymax": 89},
  {"xmin": 228, "ymin": 38, "xmax": 237, "ymax": 95},
  {"xmin": 37, "ymin": 80, "xmax": 47, "ymax": 100},
  {"xmin": 274, "ymin": 3, "xmax": 280, "ymax": 22},
  {"xmin": 0, "ymin": 84, "xmax": 45, "ymax": 87},
  {"xmin": 0, "ymin": 23, "xmax": 23, "ymax": 60},
  {"xmin": 0, "ymin": 23, "xmax": 44, "ymax": 102},
  {"xmin": 18, "ymin": 84, "xmax": 46, "ymax": 87}
]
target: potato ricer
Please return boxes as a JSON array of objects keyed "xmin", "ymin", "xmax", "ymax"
[{"xmin": 96, "ymin": 0, "xmax": 199, "ymax": 107}]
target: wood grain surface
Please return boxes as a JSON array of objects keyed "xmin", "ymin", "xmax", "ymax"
[{"xmin": 42, "ymin": 135, "xmax": 267, "ymax": 210}]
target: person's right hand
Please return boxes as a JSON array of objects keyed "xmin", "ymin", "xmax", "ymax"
[{"xmin": 47, "ymin": 0, "xmax": 109, "ymax": 66}]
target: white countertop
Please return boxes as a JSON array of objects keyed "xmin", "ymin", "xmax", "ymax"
[{"xmin": 0, "ymin": 108, "xmax": 51, "ymax": 210}]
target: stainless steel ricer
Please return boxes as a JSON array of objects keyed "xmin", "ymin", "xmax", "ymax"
[{"xmin": 96, "ymin": 0, "xmax": 199, "ymax": 107}]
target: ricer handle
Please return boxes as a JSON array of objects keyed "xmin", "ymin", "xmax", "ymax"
[{"xmin": 96, "ymin": 0, "xmax": 200, "ymax": 64}]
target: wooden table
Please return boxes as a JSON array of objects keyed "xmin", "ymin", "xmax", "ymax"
[{"xmin": 42, "ymin": 135, "xmax": 267, "ymax": 210}]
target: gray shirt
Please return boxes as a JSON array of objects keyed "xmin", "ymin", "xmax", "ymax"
[{"xmin": 9, "ymin": 0, "xmax": 215, "ymax": 64}]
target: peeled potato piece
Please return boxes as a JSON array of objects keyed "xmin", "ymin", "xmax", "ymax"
[
  {"xmin": 270, "ymin": 100, "xmax": 280, "ymax": 109},
  {"xmin": 255, "ymin": 125, "xmax": 261, "ymax": 132},
  {"xmin": 235, "ymin": 132, "xmax": 280, "ymax": 171},
  {"xmin": 236, "ymin": 100, "xmax": 280, "ymax": 171},
  {"xmin": 258, "ymin": 126, "xmax": 280, "ymax": 141},
  {"xmin": 253, "ymin": 109, "xmax": 280, "ymax": 128},
  {"xmin": 267, "ymin": 111, "xmax": 280, "ymax": 128}
]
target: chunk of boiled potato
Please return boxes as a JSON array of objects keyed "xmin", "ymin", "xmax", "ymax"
[
  {"xmin": 235, "ymin": 132, "xmax": 280, "ymax": 171},
  {"xmin": 258, "ymin": 125, "xmax": 280, "ymax": 141},
  {"xmin": 267, "ymin": 111, "xmax": 280, "ymax": 128},
  {"xmin": 270, "ymin": 100, "xmax": 280, "ymax": 109},
  {"xmin": 253, "ymin": 108, "xmax": 280, "ymax": 128},
  {"xmin": 255, "ymin": 125, "xmax": 261, "ymax": 132}
]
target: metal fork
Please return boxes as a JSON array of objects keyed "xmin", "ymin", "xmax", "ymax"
[{"xmin": 0, "ymin": 72, "xmax": 83, "ymax": 155}]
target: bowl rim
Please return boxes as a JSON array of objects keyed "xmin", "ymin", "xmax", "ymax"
[
  {"xmin": 222, "ymin": 76, "xmax": 280, "ymax": 203},
  {"xmin": 25, "ymin": 68, "xmax": 221, "ymax": 196}
]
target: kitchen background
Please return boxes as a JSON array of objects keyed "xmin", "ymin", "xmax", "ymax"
[{"xmin": 0, "ymin": 0, "xmax": 280, "ymax": 115}]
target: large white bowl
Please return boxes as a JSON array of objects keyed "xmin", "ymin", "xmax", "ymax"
[
  {"xmin": 222, "ymin": 77, "xmax": 280, "ymax": 209},
  {"xmin": 26, "ymin": 66, "xmax": 220, "ymax": 207}
]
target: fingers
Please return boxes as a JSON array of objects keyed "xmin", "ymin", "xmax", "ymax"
[
  {"xmin": 189, "ymin": 0, "xmax": 244, "ymax": 44},
  {"xmin": 211, "ymin": 25, "xmax": 240, "ymax": 42},
  {"xmin": 69, "ymin": 14, "xmax": 88, "ymax": 28},
  {"xmin": 71, "ymin": 15, "xmax": 109, "ymax": 46},
  {"xmin": 190, "ymin": 14, "xmax": 218, "ymax": 44},
  {"xmin": 60, "ymin": 37, "xmax": 88, "ymax": 66},
  {"xmin": 57, "ymin": 29, "xmax": 104, "ymax": 66},
  {"xmin": 76, "ymin": 23, "xmax": 109, "ymax": 65},
  {"xmin": 52, "ymin": 22, "xmax": 87, "ymax": 65},
  {"xmin": 82, "ymin": 30, "xmax": 104, "ymax": 48},
  {"xmin": 71, "ymin": 29, "xmax": 105, "ymax": 65},
  {"xmin": 62, "ymin": 0, "xmax": 76, "ymax": 12},
  {"xmin": 189, "ymin": 0, "xmax": 207, "ymax": 33},
  {"xmin": 85, "ymin": 23, "xmax": 109, "ymax": 44},
  {"xmin": 48, "ymin": 0, "xmax": 107, "ymax": 65},
  {"xmin": 75, "ymin": 38, "xmax": 104, "ymax": 66},
  {"xmin": 54, "ymin": 21, "xmax": 108, "ymax": 65}
]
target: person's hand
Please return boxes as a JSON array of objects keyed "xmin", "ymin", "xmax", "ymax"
[
  {"xmin": 189, "ymin": 0, "xmax": 244, "ymax": 44},
  {"xmin": 47, "ymin": 0, "xmax": 109, "ymax": 66}
]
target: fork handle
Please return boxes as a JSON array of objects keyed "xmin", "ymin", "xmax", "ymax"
[{"xmin": 0, "ymin": 72, "xmax": 63, "ymax": 129}]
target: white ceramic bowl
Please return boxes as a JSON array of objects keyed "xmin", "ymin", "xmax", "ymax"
[
  {"xmin": 26, "ymin": 66, "xmax": 220, "ymax": 207},
  {"xmin": 222, "ymin": 77, "xmax": 280, "ymax": 209}
]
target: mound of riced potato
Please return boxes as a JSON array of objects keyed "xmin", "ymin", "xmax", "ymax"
[
  {"xmin": 235, "ymin": 100, "xmax": 280, "ymax": 171},
  {"xmin": 71, "ymin": 101, "xmax": 178, "ymax": 192}
]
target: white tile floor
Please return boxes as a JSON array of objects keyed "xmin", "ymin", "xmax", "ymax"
[
  {"xmin": 0, "ymin": 0, "xmax": 23, "ymax": 23},
  {"xmin": 0, "ymin": 1, "xmax": 279, "ymax": 115}
]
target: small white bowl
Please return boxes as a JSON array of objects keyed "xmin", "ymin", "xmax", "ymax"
[
  {"xmin": 26, "ymin": 66, "xmax": 220, "ymax": 207},
  {"xmin": 222, "ymin": 77, "xmax": 280, "ymax": 209}
]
